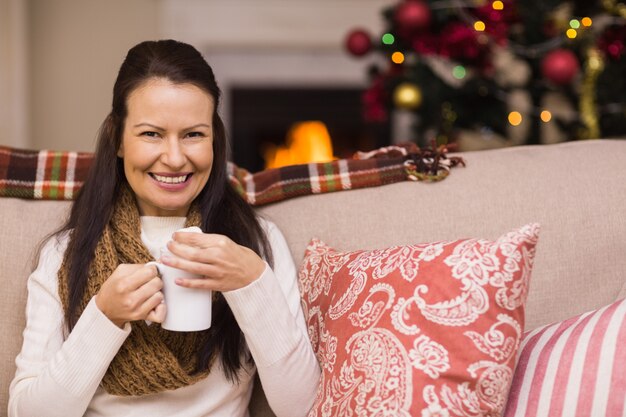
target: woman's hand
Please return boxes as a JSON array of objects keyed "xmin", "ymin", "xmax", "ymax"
[
  {"xmin": 161, "ymin": 232, "xmax": 266, "ymax": 292},
  {"xmin": 95, "ymin": 264, "xmax": 166, "ymax": 328}
]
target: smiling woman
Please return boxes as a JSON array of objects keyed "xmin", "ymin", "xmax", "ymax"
[
  {"xmin": 119, "ymin": 79, "xmax": 215, "ymax": 217},
  {"xmin": 8, "ymin": 39, "xmax": 320, "ymax": 417}
]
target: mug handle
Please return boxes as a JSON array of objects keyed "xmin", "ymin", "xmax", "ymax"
[{"xmin": 145, "ymin": 261, "xmax": 162, "ymax": 276}]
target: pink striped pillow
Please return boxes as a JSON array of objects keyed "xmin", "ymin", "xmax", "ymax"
[{"xmin": 504, "ymin": 297, "xmax": 626, "ymax": 417}]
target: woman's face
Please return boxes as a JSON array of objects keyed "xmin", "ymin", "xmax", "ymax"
[{"xmin": 118, "ymin": 78, "xmax": 214, "ymax": 217}]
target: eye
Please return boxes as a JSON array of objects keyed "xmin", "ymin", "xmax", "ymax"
[
  {"xmin": 185, "ymin": 131, "xmax": 206, "ymax": 139},
  {"xmin": 140, "ymin": 131, "xmax": 160, "ymax": 138}
]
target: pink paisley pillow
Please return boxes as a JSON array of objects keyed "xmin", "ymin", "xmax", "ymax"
[{"xmin": 298, "ymin": 224, "xmax": 540, "ymax": 417}]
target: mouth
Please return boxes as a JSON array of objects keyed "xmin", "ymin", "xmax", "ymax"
[{"xmin": 149, "ymin": 173, "xmax": 193, "ymax": 185}]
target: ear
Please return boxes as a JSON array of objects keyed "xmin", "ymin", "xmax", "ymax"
[{"xmin": 117, "ymin": 142, "xmax": 124, "ymax": 158}]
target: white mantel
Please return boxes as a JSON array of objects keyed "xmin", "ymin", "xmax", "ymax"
[{"xmin": 159, "ymin": 0, "xmax": 396, "ymax": 51}]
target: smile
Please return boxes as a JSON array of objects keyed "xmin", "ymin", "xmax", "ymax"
[{"xmin": 149, "ymin": 173, "xmax": 192, "ymax": 184}]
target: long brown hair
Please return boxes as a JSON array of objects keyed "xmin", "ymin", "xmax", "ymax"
[{"xmin": 56, "ymin": 39, "xmax": 272, "ymax": 381}]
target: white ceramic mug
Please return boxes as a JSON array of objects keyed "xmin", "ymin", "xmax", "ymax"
[{"xmin": 147, "ymin": 253, "xmax": 212, "ymax": 332}]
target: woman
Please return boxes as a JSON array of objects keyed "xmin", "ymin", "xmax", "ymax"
[{"xmin": 9, "ymin": 39, "xmax": 320, "ymax": 417}]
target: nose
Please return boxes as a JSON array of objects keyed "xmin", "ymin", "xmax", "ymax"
[{"xmin": 161, "ymin": 137, "xmax": 186, "ymax": 169}]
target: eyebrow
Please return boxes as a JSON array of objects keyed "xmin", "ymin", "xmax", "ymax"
[{"xmin": 133, "ymin": 123, "xmax": 212, "ymax": 131}]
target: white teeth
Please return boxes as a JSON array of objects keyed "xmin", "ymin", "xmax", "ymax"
[{"xmin": 153, "ymin": 174, "xmax": 188, "ymax": 184}]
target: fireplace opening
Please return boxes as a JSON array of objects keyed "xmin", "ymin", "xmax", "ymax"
[{"xmin": 229, "ymin": 86, "xmax": 390, "ymax": 172}]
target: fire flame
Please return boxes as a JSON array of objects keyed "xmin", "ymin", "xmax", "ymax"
[{"xmin": 264, "ymin": 121, "xmax": 335, "ymax": 169}]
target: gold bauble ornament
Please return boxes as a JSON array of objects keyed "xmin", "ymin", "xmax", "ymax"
[{"xmin": 393, "ymin": 82, "xmax": 422, "ymax": 109}]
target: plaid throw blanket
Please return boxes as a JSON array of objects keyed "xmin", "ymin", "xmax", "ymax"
[{"xmin": 0, "ymin": 144, "xmax": 464, "ymax": 206}]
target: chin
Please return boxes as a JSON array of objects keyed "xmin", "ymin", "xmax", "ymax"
[{"xmin": 150, "ymin": 201, "xmax": 193, "ymax": 217}]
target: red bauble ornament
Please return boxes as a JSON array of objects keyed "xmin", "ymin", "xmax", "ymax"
[
  {"xmin": 395, "ymin": 0, "xmax": 432, "ymax": 33},
  {"xmin": 439, "ymin": 22, "xmax": 487, "ymax": 65},
  {"xmin": 541, "ymin": 49, "xmax": 580, "ymax": 85},
  {"xmin": 345, "ymin": 29, "xmax": 372, "ymax": 57},
  {"xmin": 362, "ymin": 77, "xmax": 388, "ymax": 123},
  {"xmin": 598, "ymin": 25, "xmax": 626, "ymax": 61}
]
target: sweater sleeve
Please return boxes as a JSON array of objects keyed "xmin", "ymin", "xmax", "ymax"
[
  {"xmin": 222, "ymin": 220, "xmax": 321, "ymax": 417},
  {"xmin": 8, "ymin": 236, "xmax": 131, "ymax": 417}
]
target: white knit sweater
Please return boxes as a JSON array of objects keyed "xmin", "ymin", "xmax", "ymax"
[{"xmin": 9, "ymin": 216, "xmax": 320, "ymax": 417}]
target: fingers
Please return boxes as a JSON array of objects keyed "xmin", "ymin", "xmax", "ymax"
[
  {"xmin": 98, "ymin": 264, "xmax": 166, "ymax": 326},
  {"xmin": 145, "ymin": 299, "xmax": 167, "ymax": 323},
  {"xmin": 171, "ymin": 232, "xmax": 230, "ymax": 250},
  {"xmin": 164, "ymin": 232, "xmax": 265, "ymax": 291},
  {"xmin": 161, "ymin": 252, "xmax": 218, "ymax": 277},
  {"xmin": 165, "ymin": 239, "xmax": 218, "ymax": 264},
  {"xmin": 119, "ymin": 264, "xmax": 160, "ymax": 292},
  {"xmin": 164, "ymin": 233, "xmax": 233, "ymax": 274},
  {"xmin": 171, "ymin": 231, "xmax": 211, "ymax": 246},
  {"xmin": 131, "ymin": 281, "xmax": 164, "ymax": 322},
  {"xmin": 175, "ymin": 276, "xmax": 217, "ymax": 290},
  {"xmin": 134, "ymin": 276, "xmax": 164, "ymax": 302}
]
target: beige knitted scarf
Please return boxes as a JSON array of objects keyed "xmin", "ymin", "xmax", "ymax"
[{"xmin": 58, "ymin": 186, "xmax": 213, "ymax": 396}]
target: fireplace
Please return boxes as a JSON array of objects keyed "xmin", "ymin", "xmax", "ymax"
[
  {"xmin": 160, "ymin": 0, "xmax": 396, "ymax": 172},
  {"xmin": 229, "ymin": 86, "xmax": 390, "ymax": 173}
]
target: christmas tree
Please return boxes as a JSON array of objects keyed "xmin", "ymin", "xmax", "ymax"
[{"xmin": 345, "ymin": 0, "xmax": 626, "ymax": 149}]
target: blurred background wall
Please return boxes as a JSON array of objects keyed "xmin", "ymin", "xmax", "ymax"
[
  {"xmin": 0, "ymin": 0, "xmax": 392, "ymax": 154},
  {"xmin": 28, "ymin": 0, "xmax": 158, "ymax": 151},
  {"xmin": 0, "ymin": 0, "xmax": 29, "ymax": 149}
]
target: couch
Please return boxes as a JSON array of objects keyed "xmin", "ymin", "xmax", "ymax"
[{"xmin": 2, "ymin": 139, "xmax": 625, "ymax": 417}]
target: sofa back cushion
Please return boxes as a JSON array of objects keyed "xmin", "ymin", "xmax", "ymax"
[
  {"xmin": 260, "ymin": 140, "xmax": 626, "ymax": 332},
  {"xmin": 0, "ymin": 198, "xmax": 72, "ymax": 413}
]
